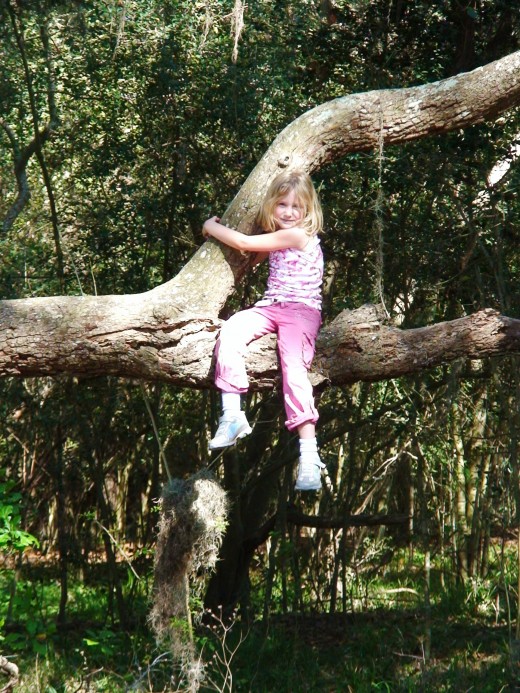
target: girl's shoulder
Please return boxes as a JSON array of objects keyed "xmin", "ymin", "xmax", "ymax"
[
  {"xmin": 301, "ymin": 232, "xmax": 321, "ymax": 253},
  {"xmin": 291, "ymin": 226, "xmax": 321, "ymax": 247}
]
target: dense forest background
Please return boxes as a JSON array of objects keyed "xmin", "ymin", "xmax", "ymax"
[{"xmin": 1, "ymin": 1, "xmax": 520, "ymax": 691}]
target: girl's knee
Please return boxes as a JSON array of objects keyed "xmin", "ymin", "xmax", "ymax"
[{"xmin": 219, "ymin": 316, "xmax": 244, "ymax": 343}]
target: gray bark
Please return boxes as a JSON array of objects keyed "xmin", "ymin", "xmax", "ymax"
[{"xmin": 0, "ymin": 655, "xmax": 19, "ymax": 693}]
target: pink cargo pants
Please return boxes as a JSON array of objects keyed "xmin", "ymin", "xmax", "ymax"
[{"xmin": 214, "ymin": 301, "xmax": 322, "ymax": 431}]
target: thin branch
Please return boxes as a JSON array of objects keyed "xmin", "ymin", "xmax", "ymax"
[
  {"xmin": 91, "ymin": 518, "xmax": 141, "ymax": 581},
  {"xmin": 286, "ymin": 509, "xmax": 410, "ymax": 530},
  {"xmin": 2, "ymin": 4, "xmax": 63, "ymax": 285}
]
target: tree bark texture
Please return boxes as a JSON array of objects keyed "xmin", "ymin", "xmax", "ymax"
[
  {"xmin": 2, "ymin": 50, "xmax": 520, "ymax": 384},
  {"xmin": 1, "ymin": 298, "xmax": 520, "ymax": 388}
]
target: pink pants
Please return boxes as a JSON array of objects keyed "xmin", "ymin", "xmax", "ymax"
[{"xmin": 214, "ymin": 302, "xmax": 322, "ymax": 431}]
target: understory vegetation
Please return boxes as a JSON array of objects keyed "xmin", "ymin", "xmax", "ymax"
[
  {"xmin": 0, "ymin": 540, "xmax": 518, "ymax": 691},
  {"xmin": 1, "ymin": 0, "xmax": 520, "ymax": 690}
]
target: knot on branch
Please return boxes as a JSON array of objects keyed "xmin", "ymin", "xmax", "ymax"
[{"xmin": 277, "ymin": 154, "xmax": 292, "ymax": 168}]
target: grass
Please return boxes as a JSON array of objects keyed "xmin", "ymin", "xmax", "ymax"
[
  {"xmin": 5, "ymin": 610, "xmax": 515, "ymax": 692},
  {"xmin": 0, "ymin": 551, "xmax": 519, "ymax": 692},
  {"xmin": 228, "ymin": 611, "xmax": 513, "ymax": 692}
]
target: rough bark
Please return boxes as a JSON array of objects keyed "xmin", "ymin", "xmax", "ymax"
[
  {"xmin": 313, "ymin": 305, "xmax": 520, "ymax": 387},
  {"xmin": 1, "ymin": 299, "xmax": 520, "ymax": 387},
  {"xmin": 2, "ymin": 50, "xmax": 520, "ymax": 382}
]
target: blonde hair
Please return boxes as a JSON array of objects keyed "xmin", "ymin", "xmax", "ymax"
[{"xmin": 255, "ymin": 170, "xmax": 323, "ymax": 236}]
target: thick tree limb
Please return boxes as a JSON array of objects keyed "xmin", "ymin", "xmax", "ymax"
[
  {"xmin": 1, "ymin": 299, "xmax": 519, "ymax": 386},
  {"xmin": 170, "ymin": 49, "xmax": 520, "ymax": 315},
  {"xmin": 313, "ymin": 305, "xmax": 520, "ymax": 386}
]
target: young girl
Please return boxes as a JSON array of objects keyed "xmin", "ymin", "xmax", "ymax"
[{"xmin": 202, "ymin": 170, "xmax": 325, "ymax": 491}]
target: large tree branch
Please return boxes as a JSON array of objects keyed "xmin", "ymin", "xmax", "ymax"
[
  {"xmin": 0, "ymin": 299, "xmax": 519, "ymax": 386},
  {"xmin": 313, "ymin": 305, "xmax": 520, "ymax": 386},
  {"xmin": 169, "ymin": 49, "xmax": 520, "ymax": 315}
]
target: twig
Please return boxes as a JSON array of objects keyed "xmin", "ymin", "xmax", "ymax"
[
  {"xmin": 91, "ymin": 518, "xmax": 140, "ymax": 580},
  {"xmin": 140, "ymin": 384, "xmax": 172, "ymax": 482}
]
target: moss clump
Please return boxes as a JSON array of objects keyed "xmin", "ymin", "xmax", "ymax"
[{"xmin": 149, "ymin": 471, "xmax": 228, "ymax": 672}]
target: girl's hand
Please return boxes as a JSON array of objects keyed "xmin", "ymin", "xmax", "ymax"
[{"xmin": 203, "ymin": 216, "xmax": 221, "ymax": 238}]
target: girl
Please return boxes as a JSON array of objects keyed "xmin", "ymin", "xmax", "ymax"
[{"xmin": 203, "ymin": 170, "xmax": 325, "ymax": 491}]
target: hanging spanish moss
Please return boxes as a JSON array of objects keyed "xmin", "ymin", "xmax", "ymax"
[
  {"xmin": 374, "ymin": 101, "xmax": 390, "ymax": 319},
  {"xmin": 149, "ymin": 471, "xmax": 228, "ymax": 688}
]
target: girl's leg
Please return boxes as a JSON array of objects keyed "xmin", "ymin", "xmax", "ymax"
[
  {"xmin": 275, "ymin": 303, "xmax": 321, "ymax": 432},
  {"xmin": 210, "ymin": 307, "xmax": 276, "ymax": 449},
  {"xmin": 214, "ymin": 306, "xmax": 276, "ymax": 394},
  {"xmin": 276, "ymin": 303, "xmax": 324, "ymax": 490},
  {"xmin": 221, "ymin": 391, "xmax": 241, "ymax": 413},
  {"xmin": 297, "ymin": 421, "xmax": 316, "ymax": 439}
]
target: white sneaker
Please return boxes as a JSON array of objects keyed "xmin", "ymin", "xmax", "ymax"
[
  {"xmin": 295, "ymin": 453, "xmax": 325, "ymax": 491},
  {"xmin": 209, "ymin": 412, "xmax": 252, "ymax": 450}
]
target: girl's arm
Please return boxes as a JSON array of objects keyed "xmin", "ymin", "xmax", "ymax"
[{"xmin": 203, "ymin": 216, "xmax": 308, "ymax": 252}]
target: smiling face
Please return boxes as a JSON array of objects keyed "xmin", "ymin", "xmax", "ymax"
[
  {"xmin": 273, "ymin": 190, "xmax": 304, "ymax": 230},
  {"xmin": 255, "ymin": 170, "xmax": 322, "ymax": 236}
]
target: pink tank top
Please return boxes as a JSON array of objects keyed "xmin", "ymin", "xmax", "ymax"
[{"xmin": 256, "ymin": 235, "xmax": 323, "ymax": 311}]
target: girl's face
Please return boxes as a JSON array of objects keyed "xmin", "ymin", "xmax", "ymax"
[{"xmin": 273, "ymin": 190, "xmax": 303, "ymax": 230}]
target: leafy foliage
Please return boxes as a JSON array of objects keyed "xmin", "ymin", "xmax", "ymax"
[{"xmin": 0, "ymin": 477, "xmax": 38, "ymax": 554}]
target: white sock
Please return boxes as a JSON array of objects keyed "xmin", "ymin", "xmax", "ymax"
[
  {"xmin": 221, "ymin": 392, "xmax": 241, "ymax": 414},
  {"xmin": 299, "ymin": 437, "xmax": 318, "ymax": 457}
]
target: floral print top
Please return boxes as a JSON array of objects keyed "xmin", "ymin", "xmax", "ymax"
[{"xmin": 256, "ymin": 235, "xmax": 323, "ymax": 311}]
